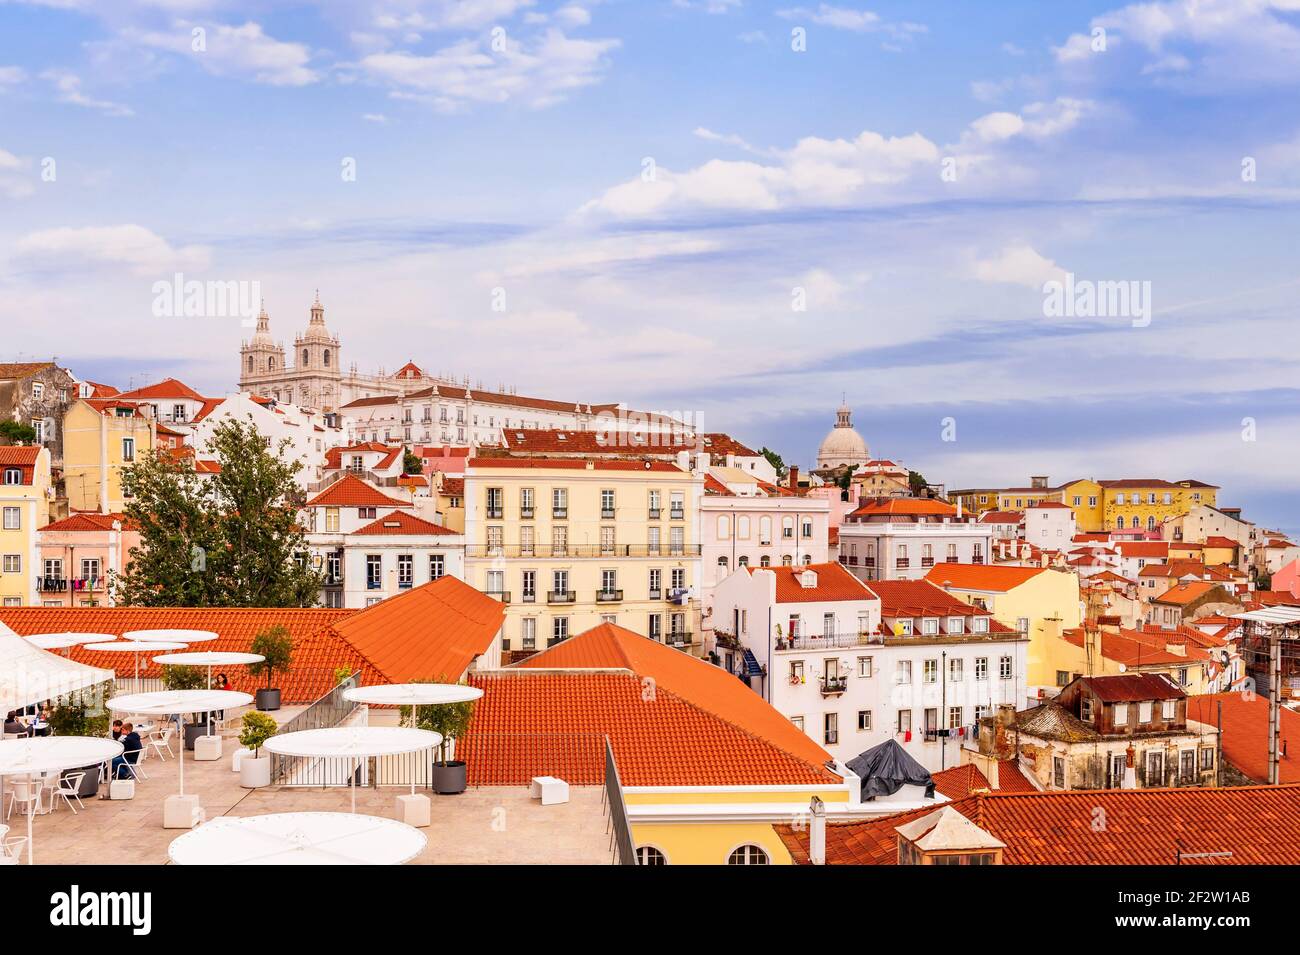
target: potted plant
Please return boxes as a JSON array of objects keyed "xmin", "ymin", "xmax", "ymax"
[
  {"xmin": 162, "ymin": 664, "xmax": 209, "ymax": 750},
  {"xmin": 404, "ymin": 676, "xmax": 476, "ymax": 795},
  {"xmin": 47, "ymin": 682, "xmax": 112, "ymax": 798},
  {"xmin": 248, "ymin": 625, "xmax": 293, "ymax": 711},
  {"xmin": 238, "ymin": 711, "xmax": 277, "ymax": 788}
]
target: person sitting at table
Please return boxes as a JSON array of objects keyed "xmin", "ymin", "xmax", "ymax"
[
  {"xmin": 110, "ymin": 719, "xmax": 124, "ymax": 741},
  {"xmin": 30, "ymin": 705, "xmax": 51, "ymax": 737},
  {"xmin": 3, "ymin": 712, "xmax": 29, "ymax": 737},
  {"xmin": 111, "ymin": 723, "xmax": 143, "ymax": 779}
]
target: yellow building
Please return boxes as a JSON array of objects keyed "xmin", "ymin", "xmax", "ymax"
[
  {"xmin": 924, "ymin": 563, "xmax": 1082, "ymax": 694},
  {"xmin": 463, "ymin": 455, "xmax": 704, "ymax": 654},
  {"xmin": 432, "ymin": 474, "xmax": 465, "ymax": 533},
  {"xmin": 0, "ymin": 445, "xmax": 53, "ymax": 607},
  {"xmin": 948, "ymin": 476, "xmax": 1056, "ymax": 515},
  {"xmin": 62, "ymin": 399, "xmax": 156, "ymax": 513},
  {"xmin": 1058, "ymin": 479, "xmax": 1219, "ymax": 534}
]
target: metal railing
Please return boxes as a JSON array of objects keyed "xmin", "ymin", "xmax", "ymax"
[
  {"xmin": 271, "ymin": 670, "xmax": 362, "ymax": 785},
  {"xmin": 603, "ymin": 736, "xmax": 637, "ymax": 866},
  {"xmin": 465, "ymin": 544, "xmax": 701, "ymax": 558},
  {"xmin": 781, "ymin": 632, "xmax": 880, "ymax": 651}
]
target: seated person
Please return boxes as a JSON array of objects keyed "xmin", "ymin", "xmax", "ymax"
[
  {"xmin": 3, "ymin": 712, "xmax": 29, "ymax": 737},
  {"xmin": 110, "ymin": 723, "xmax": 143, "ymax": 779},
  {"xmin": 30, "ymin": 705, "xmax": 50, "ymax": 737},
  {"xmin": 110, "ymin": 719, "xmax": 123, "ymax": 741}
]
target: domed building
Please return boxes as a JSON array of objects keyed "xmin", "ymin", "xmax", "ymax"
[{"xmin": 816, "ymin": 402, "xmax": 870, "ymax": 471}]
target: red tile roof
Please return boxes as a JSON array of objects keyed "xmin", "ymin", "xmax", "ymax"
[
  {"xmin": 1115, "ymin": 541, "xmax": 1170, "ymax": 558},
  {"xmin": 41, "ymin": 512, "xmax": 132, "ymax": 532},
  {"xmin": 780, "ymin": 786, "xmax": 1300, "ymax": 864},
  {"xmin": 352, "ymin": 510, "xmax": 460, "ymax": 537},
  {"xmin": 467, "ymin": 457, "xmax": 686, "ymax": 472},
  {"xmin": 752, "ymin": 562, "xmax": 875, "ymax": 604},
  {"xmin": 995, "ymin": 759, "xmax": 1038, "ymax": 792},
  {"xmin": 1062, "ymin": 628, "xmax": 1212, "ymax": 668},
  {"xmin": 439, "ymin": 477, "xmax": 464, "ymax": 497},
  {"xmin": 923, "ymin": 563, "xmax": 1045, "ymax": 591},
  {"xmin": 867, "ymin": 579, "xmax": 1001, "ymax": 623},
  {"xmin": 502, "ymin": 428, "xmax": 757, "ymax": 457},
  {"xmin": 931, "ymin": 763, "xmax": 991, "ymax": 799},
  {"xmin": 0, "ymin": 361, "xmax": 55, "ymax": 380},
  {"xmin": 0, "ymin": 445, "xmax": 42, "ymax": 484},
  {"xmin": 510, "ymin": 622, "xmax": 837, "ymax": 781},
  {"xmin": 1203, "ymin": 536, "xmax": 1240, "ymax": 549},
  {"xmin": 849, "ymin": 497, "xmax": 956, "ymax": 519},
  {"xmin": 1188, "ymin": 693, "xmax": 1300, "ymax": 784},
  {"xmin": 323, "ymin": 443, "xmax": 404, "ymax": 471},
  {"xmin": 115, "ymin": 377, "xmax": 208, "ymax": 402},
  {"xmin": 305, "ymin": 474, "xmax": 410, "ymax": 508},
  {"xmin": 1152, "ymin": 580, "xmax": 1229, "ymax": 606}
]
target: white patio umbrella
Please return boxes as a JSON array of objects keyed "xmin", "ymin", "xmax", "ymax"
[
  {"xmin": 168, "ymin": 811, "xmax": 426, "ymax": 865},
  {"xmin": 263, "ymin": 726, "xmax": 441, "ymax": 813},
  {"xmin": 106, "ymin": 690, "xmax": 253, "ymax": 796},
  {"xmin": 343, "ymin": 683, "xmax": 483, "ymax": 732},
  {"xmin": 0, "ymin": 736, "xmax": 122, "ymax": 864},
  {"xmin": 84, "ymin": 641, "xmax": 186, "ymax": 692},
  {"xmin": 124, "ymin": 629, "xmax": 219, "ymax": 645},
  {"xmin": 23, "ymin": 632, "xmax": 118, "ymax": 653},
  {"xmin": 151, "ymin": 651, "xmax": 264, "ymax": 733}
]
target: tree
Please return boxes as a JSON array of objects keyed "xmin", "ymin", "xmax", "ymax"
[
  {"xmin": 0, "ymin": 420, "xmax": 36, "ymax": 444},
  {"xmin": 113, "ymin": 416, "xmax": 322, "ymax": 607},
  {"xmin": 908, "ymin": 470, "xmax": 929, "ymax": 496},
  {"xmin": 836, "ymin": 464, "xmax": 858, "ymax": 501},
  {"xmin": 759, "ymin": 447, "xmax": 787, "ymax": 479},
  {"xmin": 403, "ymin": 449, "xmax": 423, "ymax": 475},
  {"xmin": 402, "ymin": 675, "xmax": 476, "ymax": 766},
  {"xmin": 248, "ymin": 625, "xmax": 294, "ymax": 690}
]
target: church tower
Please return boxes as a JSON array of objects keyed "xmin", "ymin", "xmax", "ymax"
[
  {"xmin": 239, "ymin": 301, "xmax": 286, "ymax": 395},
  {"xmin": 292, "ymin": 290, "xmax": 342, "ymax": 410}
]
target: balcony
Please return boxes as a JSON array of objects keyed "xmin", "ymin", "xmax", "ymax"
[
  {"xmin": 38, "ymin": 577, "xmax": 68, "ymax": 593},
  {"xmin": 521, "ymin": 507, "xmax": 534, "ymax": 519},
  {"xmin": 945, "ymin": 556, "xmax": 959, "ymax": 563},
  {"xmin": 487, "ymin": 508, "xmax": 503, "ymax": 519},
  {"xmin": 921, "ymin": 557, "xmax": 935, "ymax": 567},
  {"xmin": 648, "ymin": 588, "xmax": 663, "ymax": 600},
  {"xmin": 820, "ymin": 675, "xmax": 849, "ymax": 696},
  {"xmin": 486, "ymin": 590, "xmax": 512, "ymax": 604},
  {"xmin": 322, "ymin": 574, "xmax": 344, "ymax": 587},
  {"xmin": 669, "ymin": 507, "xmax": 684, "ymax": 520},
  {"xmin": 552, "ymin": 508, "xmax": 568, "ymax": 519},
  {"xmin": 367, "ymin": 579, "xmax": 382, "ymax": 591},
  {"xmin": 548, "ymin": 590, "xmax": 576, "ymax": 604},
  {"xmin": 648, "ymin": 508, "xmax": 661, "ymax": 519},
  {"xmin": 862, "ymin": 557, "xmax": 876, "ymax": 567},
  {"xmin": 520, "ymin": 592, "xmax": 536, "ymax": 603},
  {"xmin": 781, "ymin": 632, "xmax": 881, "ymax": 651},
  {"xmin": 895, "ymin": 558, "xmax": 910, "ymax": 569},
  {"xmin": 601, "ymin": 508, "xmax": 616, "ymax": 519},
  {"xmin": 666, "ymin": 631, "xmax": 694, "ymax": 646},
  {"xmin": 971, "ymin": 555, "xmax": 985, "ymax": 564},
  {"xmin": 398, "ymin": 578, "xmax": 414, "ymax": 590},
  {"xmin": 596, "ymin": 589, "xmax": 623, "ymax": 603}
]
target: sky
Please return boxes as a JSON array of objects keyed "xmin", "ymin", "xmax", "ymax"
[{"xmin": 2, "ymin": 0, "xmax": 1300, "ymax": 533}]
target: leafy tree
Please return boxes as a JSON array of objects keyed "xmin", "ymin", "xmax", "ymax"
[
  {"xmin": 401, "ymin": 675, "xmax": 477, "ymax": 765},
  {"xmin": 113, "ymin": 416, "xmax": 321, "ymax": 607},
  {"xmin": 908, "ymin": 470, "xmax": 929, "ymax": 496},
  {"xmin": 759, "ymin": 447, "xmax": 787, "ymax": 479},
  {"xmin": 403, "ymin": 449, "xmax": 423, "ymax": 475},
  {"xmin": 836, "ymin": 464, "xmax": 859, "ymax": 500},
  {"xmin": 0, "ymin": 420, "xmax": 37, "ymax": 444},
  {"xmin": 248, "ymin": 625, "xmax": 294, "ymax": 690}
]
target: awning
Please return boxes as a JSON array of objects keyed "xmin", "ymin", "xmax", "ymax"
[{"xmin": 0, "ymin": 621, "xmax": 117, "ymax": 712}]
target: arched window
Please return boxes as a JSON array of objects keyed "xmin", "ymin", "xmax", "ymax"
[
  {"xmin": 717, "ymin": 556, "xmax": 728, "ymax": 570},
  {"xmin": 1116, "ymin": 516, "xmax": 1124, "ymax": 529},
  {"xmin": 737, "ymin": 516, "xmax": 750, "ymax": 539},
  {"xmin": 759, "ymin": 516, "xmax": 772, "ymax": 544},
  {"xmin": 323, "ymin": 348, "xmax": 331, "ymax": 367},
  {"xmin": 247, "ymin": 355, "xmax": 254, "ymax": 372},
  {"xmin": 1147, "ymin": 516, "xmax": 1156, "ymax": 530},
  {"xmin": 738, "ymin": 556, "xmax": 749, "ymax": 567},
  {"xmin": 1131, "ymin": 516, "xmax": 1141, "ymax": 529},
  {"xmin": 717, "ymin": 515, "xmax": 730, "ymax": 540},
  {"xmin": 636, "ymin": 846, "xmax": 668, "ymax": 865},
  {"xmin": 302, "ymin": 348, "xmax": 310, "ymax": 366},
  {"xmin": 782, "ymin": 555, "xmax": 793, "ymax": 567},
  {"xmin": 267, "ymin": 357, "xmax": 275, "ymax": 370},
  {"xmin": 727, "ymin": 845, "xmax": 770, "ymax": 865},
  {"xmin": 760, "ymin": 556, "xmax": 771, "ymax": 567}
]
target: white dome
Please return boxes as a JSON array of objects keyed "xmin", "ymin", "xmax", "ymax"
[{"xmin": 816, "ymin": 404, "xmax": 869, "ymax": 469}]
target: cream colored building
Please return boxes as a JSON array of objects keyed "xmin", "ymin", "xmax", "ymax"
[
  {"xmin": 0, "ymin": 446, "xmax": 52, "ymax": 607},
  {"xmin": 61, "ymin": 399, "xmax": 156, "ymax": 514},
  {"xmin": 463, "ymin": 454, "xmax": 705, "ymax": 654}
]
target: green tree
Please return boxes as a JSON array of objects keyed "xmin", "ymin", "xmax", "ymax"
[
  {"xmin": 759, "ymin": 447, "xmax": 786, "ymax": 479},
  {"xmin": 113, "ymin": 416, "xmax": 322, "ymax": 607},
  {"xmin": 908, "ymin": 470, "xmax": 929, "ymax": 496},
  {"xmin": 0, "ymin": 420, "xmax": 37, "ymax": 444},
  {"xmin": 836, "ymin": 464, "xmax": 859, "ymax": 500},
  {"xmin": 248, "ymin": 625, "xmax": 294, "ymax": 690},
  {"xmin": 403, "ymin": 449, "xmax": 423, "ymax": 475}
]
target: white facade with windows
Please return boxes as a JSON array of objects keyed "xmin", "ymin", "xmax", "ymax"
[{"xmin": 840, "ymin": 520, "xmax": 995, "ymax": 583}]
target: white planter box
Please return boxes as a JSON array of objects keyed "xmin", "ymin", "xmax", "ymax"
[{"xmin": 240, "ymin": 755, "xmax": 271, "ymax": 789}]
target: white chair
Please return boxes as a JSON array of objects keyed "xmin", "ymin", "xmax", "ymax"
[
  {"xmin": 55, "ymin": 772, "xmax": 86, "ymax": 814},
  {"xmin": 530, "ymin": 776, "xmax": 570, "ymax": 806},
  {"xmin": 5, "ymin": 779, "xmax": 43, "ymax": 820},
  {"xmin": 1, "ymin": 836, "xmax": 28, "ymax": 865},
  {"xmin": 150, "ymin": 728, "xmax": 175, "ymax": 760}
]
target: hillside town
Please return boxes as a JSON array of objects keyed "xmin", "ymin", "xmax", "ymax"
[{"xmin": 3, "ymin": 298, "xmax": 1300, "ymax": 869}]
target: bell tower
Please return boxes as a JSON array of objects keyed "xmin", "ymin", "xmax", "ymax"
[
  {"xmin": 292, "ymin": 290, "xmax": 342, "ymax": 410},
  {"xmin": 239, "ymin": 300, "xmax": 285, "ymax": 394}
]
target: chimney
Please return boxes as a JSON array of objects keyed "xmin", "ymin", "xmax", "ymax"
[
  {"xmin": 808, "ymin": 796, "xmax": 826, "ymax": 865},
  {"xmin": 725, "ymin": 452, "xmax": 736, "ymax": 469},
  {"xmin": 996, "ymin": 702, "xmax": 1016, "ymax": 727},
  {"xmin": 694, "ymin": 450, "xmax": 709, "ymax": 473},
  {"xmin": 676, "ymin": 450, "xmax": 691, "ymax": 471},
  {"xmin": 788, "ymin": 465, "xmax": 799, "ymax": 490}
]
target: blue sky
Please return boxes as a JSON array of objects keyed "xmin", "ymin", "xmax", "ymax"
[{"xmin": 3, "ymin": 0, "xmax": 1300, "ymax": 533}]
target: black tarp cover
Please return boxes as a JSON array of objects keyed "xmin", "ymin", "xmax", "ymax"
[{"xmin": 846, "ymin": 739, "xmax": 935, "ymax": 799}]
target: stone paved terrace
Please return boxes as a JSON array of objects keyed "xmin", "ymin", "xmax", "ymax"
[{"xmin": 7, "ymin": 734, "xmax": 614, "ymax": 865}]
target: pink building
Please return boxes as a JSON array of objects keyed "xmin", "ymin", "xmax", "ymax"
[
  {"xmin": 1274, "ymin": 558, "xmax": 1300, "ymax": 599},
  {"xmin": 37, "ymin": 512, "xmax": 140, "ymax": 607}
]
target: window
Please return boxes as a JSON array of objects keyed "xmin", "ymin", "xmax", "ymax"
[
  {"xmin": 521, "ymin": 617, "xmax": 536, "ymax": 650},
  {"xmin": 601, "ymin": 569, "xmax": 617, "ymax": 595},
  {"xmin": 782, "ymin": 517, "xmax": 794, "ymax": 539},
  {"xmin": 1056, "ymin": 670, "xmax": 1071, "ymax": 687},
  {"xmin": 121, "ymin": 437, "xmax": 135, "ymax": 462},
  {"xmin": 895, "ymin": 661, "xmax": 912, "ymax": 685},
  {"xmin": 999, "ymin": 656, "xmax": 1012, "ymax": 680},
  {"xmin": 1147, "ymin": 751, "xmax": 1164, "ymax": 784},
  {"xmin": 857, "ymin": 710, "xmax": 872, "ymax": 731},
  {"xmin": 857, "ymin": 656, "xmax": 873, "ymax": 678},
  {"xmin": 397, "ymin": 554, "xmax": 413, "ymax": 588},
  {"xmin": 948, "ymin": 658, "xmax": 963, "ymax": 682},
  {"xmin": 429, "ymin": 554, "xmax": 445, "ymax": 580},
  {"xmin": 823, "ymin": 712, "xmax": 838, "ymax": 745},
  {"xmin": 1200, "ymin": 747, "xmax": 1214, "ymax": 770},
  {"xmin": 1053, "ymin": 757, "xmax": 1065, "ymax": 789},
  {"xmin": 948, "ymin": 706, "xmax": 963, "ymax": 729},
  {"xmin": 923, "ymin": 659, "xmax": 938, "ymax": 684},
  {"xmin": 520, "ymin": 525, "xmax": 534, "ymax": 557},
  {"xmin": 727, "ymin": 845, "xmax": 769, "ymax": 865},
  {"xmin": 947, "ymin": 616, "xmax": 964, "ymax": 635},
  {"xmin": 790, "ymin": 715, "xmax": 803, "ymax": 731},
  {"xmin": 486, "ymin": 569, "xmax": 504, "ymax": 596},
  {"xmin": 648, "ymin": 526, "xmax": 661, "ymax": 555},
  {"xmin": 358, "ymin": 507, "xmax": 377, "ymax": 520},
  {"xmin": 717, "ymin": 515, "xmax": 731, "ymax": 540},
  {"xmin": 1161, "ymin": 699, "xmax": 1177, "ymax": 720},
  {"xmin": 759, "ymin": 516, "xmax": 772, "ymax": 544},
  {"xmin": 896, "ymin": 710, "xmax": 912, "ymax": 733},
  {"xmin": 2, "ymin": 468, "xmax": 20, "ymax": 486},
  {"xmin": 2, "ymin": 507, "xmax": 18, "ymax": 530},
  {"xmin": 366, "ymin": 555, "xmax": 382, "ymax": 589},
  {"xmin": 1113, "ymin": 703, "xmax": 1128, "ymax": 725},
  {"xmin": 648, "ymin": 568, "xmax": 662, "ymax": 599},
  {"xmin": 1138, "ymin": 701, "xmax": 1153, "ymax": 724},
  {"xmin": 520, "ymin": 487, "xmax": 535, "ymax": 517},
  {"xmin": 789, "ymin": 660, "xmax": 804, "ymax": 682},
  {"xmin": 1179, "ymin": 749, "xmax": 1196, "ymax": 782},
  {"xmin": 669, "ymin": 491, "xmax": 684, "ymax": 517},
  {"xmin": 521, "ymin": 570, "xmax": 536, "ymax": 601},
  {"xmin": 3, "ymin": 555, "xmax": 21, "ymax": 574},
  {"xmin": 552, "ymin": 487, "xmax": 568, "ymax": 518},
  {"xmin": 600, "ymin": 525, "xmax": 615, "ymax": 555},
  {"xmin": 486, "ymin": 525, "xmax": 504, "ymax": 553},
  {"xmin": 552, "ymin": 617, "xmax": 569, "ymax": 642},
  {"xmin": 80, "ymin": 558, "xmax": 101, "ymax": 582},
  {"xmin": 636, "ymin": 846, "xmax": 667, "ymax": 865},
  {"xmin": 921, "ymin": 617, "xmax": 939, "ymax": 636},
  {"xmin": 32, "ymin": 382, "xmax": 43, "ymax": 401},
  {"xmin": 601, "ymin": 489, "xmax": 615, "ymax": 518},
  {"xmin": 669, "ymin": 526, "xmax": 684, "ymax": 556},
  {"xmin": 974, "ymin": 657, "xmax": 988, "ymax": 681},
  {"xmin": 551, "ymin": 525, "xmax": 568, "ymax": 556},
  {"xmin": 486, "ymin": 487, "xmax": 503, "ymax": 518}
]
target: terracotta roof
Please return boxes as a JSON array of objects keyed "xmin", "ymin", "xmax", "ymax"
[
  {"xmin": 1062, "ymin": 628, "xmax": 1211, "ymax": 668},
  {"xmin": 502, "ymin": 428, "xmax": 756, "ymax": 458},
  {"xmin": 115, "ymin": 377, "xmax": 208, "ymax": 402},
  {"xmin": 41, "ymin": 512, "xmax": 132, "ymax": 532},
  {"xmin": 1152, "ymin": 580, "xmax": 1229, "ymax": 606},
  {"xmin": 0, "ymin": 361, "xmax": 56, "ymax": 379},
  {"xmin": 995, "ymin": 759, "xmax": 1039, "ymax": 792},
  {"xmin": 440, "ymin": 477, "xmax": 464, "ymax": 497},
  {"xmin": 755, "ymin": 562, "xmax": 876, "ymax": 604},
  {"xmin": 703, "ymin": 474, "xmax": 730, "ymax": 495},
  {"xmin": 305, "ymin": 474, "xmax": 410, "ymax": 508},
  {"xmin": 931, "ymin": 763, "xmax": 990, "ymax": 799},
  {"xmin": 779, "ymin": 786, "xmax": 1300, "ymax": 864},
  {"xmin": 0, "ymin": 445, "xmax": 42, "ymax": 484},
  {"xmin": 1203, "ymin": 536, "xmax": 1239, "ymax": 548},
  {"xmin": 1115, "ymin": 541, "xmax": 1170, "ymax": 558},
  {"xmin": 323, "ymin": 443, "xmax": 404, "ymax": 471},
  {"xmin": 849, "ymin": 497, "xmax": 956, "ymax": 519},
  {"xmin": 1076, "ymin": 672, "xmax": 1184, "ymax": 702},
  {"xmin": 511, "ymin": 622, "xmax": 836, "ymax": 780},
  {"xmin": 1188, "ymin": 693, "xmax": 1300, "ymax": 784},
  {"xmin": 978, "ymin": 511, "xmax": 1023, "ymax": 524},
  {"xmin": 867, "ymin": 579, "xmax": 1002, "ymax": 624},
  {"xmin": 352, "ymin": 510, "xmax": 460, "ymax": 537},
  {"xmin": 83, "ymin": 381, "xmax": 120, "ymax": 397},
  {"xmin": 1026, "ymin": 501, "xmax": 1072, "ymax": 509},
  {"xmin": 923, "ymin": 563, "xmax": 1046, "ymax": 591},
  {"xmin": 467, "ymin": 457, "xmax": 686, "ymax": 472}
]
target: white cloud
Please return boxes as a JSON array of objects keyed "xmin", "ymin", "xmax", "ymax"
[
  {"xmin": 13, "ymin": 225, "xmax": 211, "ymax": 276},
  {"xmin": 357, "ymin": 28, "xmax": 618, "ymax": 111},
  {"xmin": 0, "ymin": 148, "xmax": 34, "ymax": 199},
  {"xmin": 775, "ymin": 4, "xmax": 927, "ymax": 40},
  {"xmin": 970, "ymin": 243, "xmax": 1067, "ymax": 288},
  {"xmin": 0, "ymin": 66, "xmax": 26, "ymax": 88},
  {"xmin": 40, "ymin": 70, "xmax": 134, "ymax": 117},
  {"xmin": 362, "ymin": 112, "xmax": 389, "ymax": 123},
  {"xmin": 126, "ymin": 21, "xmax": 319, "ymax": 86}
]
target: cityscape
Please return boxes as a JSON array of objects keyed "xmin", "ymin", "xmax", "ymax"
[{"xmin": 0, "ymin": 0, "xmax": 1294, "ymax": 923}]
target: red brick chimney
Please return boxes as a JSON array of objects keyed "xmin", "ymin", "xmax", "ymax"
[{"xmin": 788, "ymin": 465, "xmax": 799, "ymax": 490}]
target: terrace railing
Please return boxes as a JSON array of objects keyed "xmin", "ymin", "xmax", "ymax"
[
  {"xmin": 602, "ymin": 736, "xmax": 637, "ymax": 866},
  {"xmin": 270, "ymin": 669, "xmax": 362, "ymax": 785}
]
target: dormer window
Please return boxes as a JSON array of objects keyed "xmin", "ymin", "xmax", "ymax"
[
  {"xmin": 799, "ymin": 570, "xmax": 818, "ymax": 589},
  {"xmin": 921, "ymin": 617, "xmax": 938, "ymax": 636},
  {"xmin": 947, "ymin": 616, "xmax": 965, "ymax": 635}
]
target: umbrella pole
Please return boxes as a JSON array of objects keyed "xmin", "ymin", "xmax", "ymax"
[
  {"xmin": 27, "ymin": 772, "xmax": 34, "ymax": 866},
  {"xmin": 350, "ymin": 757, "xmax": 356, "ymax": 813},
  {"xmin": 179, "ymin": 719, "xmax": 185, "ymax": 797}
]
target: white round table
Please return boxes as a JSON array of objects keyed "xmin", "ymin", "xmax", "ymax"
[
  {"xmin": 151, "ymin": 651, "xmax": 264, "ymax": 733},
  {"xmin": 84, "ymin": 641, "xmax": 187, "ymax": 692},
  {"xmin": 343, "ymin": 683, "xmax": 482, "ymax": 732},
  {"xmin": 168, "ymin": 812, "xmax": 426, "ymax": 865},
  {"xmin": 263, "ymin": 727, "xmax": 442, "ymax": 811},
  {"xmin": 107, "ymin": 691, "xmax": 254, "ymax": 796},
  {"xmin": 0, "ymin": 736, "xmax": 123, "ymax": 864}
]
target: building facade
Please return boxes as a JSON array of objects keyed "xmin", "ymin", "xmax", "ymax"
[
  {"xmin": 61, "ymin": 399, "xmax": 156, "ymax": 514},
  {"xmin": 0, "ymin": 362, "xmax": 78, "ymax": 468},
  {"xmin": 840, "ymin": 498, "xmax": 994, "ymax": 582},
  {"xmin": 0, "ymin": 446, "xmax": 52, "ymax": 607}
]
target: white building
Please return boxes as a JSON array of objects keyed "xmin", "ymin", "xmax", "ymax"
[
  {"xmin": 1024, "ymin": 501, "xmax": 1076, "ymax": 551},
  {"xmin": 840, "ymin": 498, "xmax": 994, "ymax": 583},
  {"xmin": 714, "ymin": 567, "xmax": 1026, "ymax": 771},
  {"xmin": 188, "ymin": 392, "xmax": 337, "ymax": 489}
]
